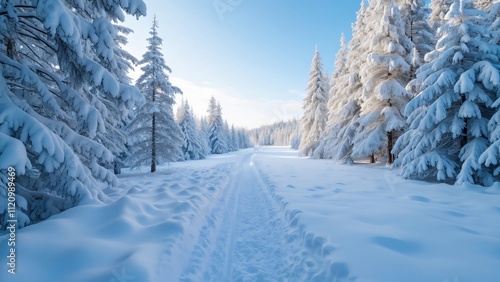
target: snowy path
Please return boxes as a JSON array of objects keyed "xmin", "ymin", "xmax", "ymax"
[
  {"xmin": 179, "ymin": 151, "xmax": 341, "ymax": 281},
  {"xmin": 224, "ymin": 154, "xmax": 289, "ymax": 281}
]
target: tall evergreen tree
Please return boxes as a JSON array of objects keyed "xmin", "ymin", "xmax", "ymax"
[
  {"xmin": 207, "ymin": 97, "xmax": 228, "ymax": 154},
  {"xmin": 198, "ymin": 116, "xmax": 212, "ymax": 156},
  {"xmin": 127, "ymin": 17, "xmax": 183, "ymax": 172},
  {"xmin": 353, "ymin": 1, "xmax": 414, "ymax": 164},
  {"xmin": 313, "ymin": 1, "xmax": 371, "ymax": 163},
  {"xmin": 299, "ymin": 47, "xmax": 329, "ymax": 156},
  {"xmin": 101, "ymin": 25, "xmax": 140, "ymax": 175},
  {"xmin": 177, "ymin": 100, "xmax": 205, "ymax": 160},
  {"xmin": 229, "ymin": 124, "xmax": 239, "ymax": 151},
  {"xmin": 0, "ymin": 0, "xmax": 146, "ymax": 228},
  {"xmin": 331, "ymin": 33, "xmax": 349, "ymax": 85},
  {"xmin": 223, "ymin": 121, "xmax": 235, "ymax": 152},
  {"xmin": 314, "ymin": 33, "xmax": 349, "ymax": 159},
  {"xmin": 477, "ymin": 2, "xmax": 500, "ymax": 184},
  {"xmin": 394, "ymin": 1, "xmax": 499, "ymax": 185}
]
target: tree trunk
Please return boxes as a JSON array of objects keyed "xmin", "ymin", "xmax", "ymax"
[
  {"xmin": 461, "ymin": 119, "xmax": 468, "ymax": 149},
  {"xmin": 461, "ymin": 96, "xmax": 468, "ymax": 149},
  {"xmin": 114, "ymin": 161, "xmax": 121, "ymax": 175},
  {"xmin": 151, "ymin": 112, "xmax": 156, "ymax": 173},
  {"xmin": 370, "ymin": 154, "xmax": 375, "ymax": 164},
  {"xmin": 386, "ymin": 99, "xmax": 394, "ymax": 164},
  {"xmin": 151, "ymin": 86, "xmax": 157, "ymax": 173},
  {"xmin": 7, "ymin": 39, "xmax": 16, "ymax": 59},
  {"xmin": 387, "ymin": 130, "xmax": 394, "ymax": 164}
]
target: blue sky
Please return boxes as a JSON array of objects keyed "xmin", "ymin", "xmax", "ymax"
[{"xmin": 124, "ymin": 1, "xmax": 361, "ymax": 128}]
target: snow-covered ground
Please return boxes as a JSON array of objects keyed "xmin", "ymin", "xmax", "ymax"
[
  {"xmin": 253, "ymin": 147, "xmax": 500, "ymax": 282},
  {"xmin": 1, "ymin": 147, "xmax": 500, "ymax": 281}
]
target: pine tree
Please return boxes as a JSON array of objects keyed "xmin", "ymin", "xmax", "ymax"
[
  {"xmin": 394, "ymin": 1, "xmax": 499, "ymax": 185},
  {"xmin": 353, "ymin": 1, "xmax": 414, "ymax": 164},
  {"xmin": 223, "ymin": 121, "xmax": 234, "ymax": 152},
  {"xmin": 100, "ymin": 25, "xmax": 140, "ymax": 175},
  {"xmin": 314, "ymin": 33, "xmax": 349, "ymax": 159},
  {"xmin": 0, "ymin": 0, "xmax": 146, "ymax": 228},
  {"xmin": 299, "ymin": 47, "xmax": 329, "ymax": 156},
  {"xmin": 332, "ymin": 34, "xmax": 349, "ymax": 84},
  {"xmin": 477, "ymin": 2, "xmax": 500, "ymax": 185},
  {"xmin": 229, "ymin": 125, "xmax": 239, "ymax": 151},
  {"xmin": 177, "ymin": 100, "xmax": 205, "ymax": 160},
  {"xmin": 198, "ymin": 116, "xmax": 212, "ymax": 156},
  {"xmin": 207, "ymin": 97, "xmax": 228, "ymax": 154},
  {"xmin": 313, "ymin": 1, "xmax": 371, "ymax": 163},
  {"xmin": 127, "ymin": 17, "xmax": 183, "ymax": 172}
]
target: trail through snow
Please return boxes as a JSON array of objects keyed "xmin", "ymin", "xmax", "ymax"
[{"xmin": 179, "ymin": 152, "xmax": 341, "ymax": 281}]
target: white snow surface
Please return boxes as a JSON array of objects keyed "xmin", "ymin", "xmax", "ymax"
[{"xmin": 1, "ymin": 147, "xmax": 500, "ymax": 281}]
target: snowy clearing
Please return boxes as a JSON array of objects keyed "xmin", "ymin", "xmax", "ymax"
[{"xmin": 1, "ymin": 147, "xmax": 500, "ymax": 281}]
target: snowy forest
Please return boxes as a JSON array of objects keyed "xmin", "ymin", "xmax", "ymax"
[
  {"xmin": 248, "ymin": 119, "xmax": 300, "ymax": 148},
  {"xmin": 298, "ymin": 0, "xmax": 500, "ymax": 186},
  {"xmin": 0, "ymin": 2, "xmax": 250, "ymax": 229}
]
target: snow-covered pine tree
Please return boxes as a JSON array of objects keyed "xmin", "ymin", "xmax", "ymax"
[
  {"xmin": 477, "ymin": 2, "xmax": 500, "ymax": 184},
  {"xmin": 299, "ymin": 46, "xmax": 329, "ymax": 156},
  {"xmin": 207, "ymin": 97, "xmax": 228, "ymax": 154},
  {"xmin": 429, "ymin": 0, "xmax": 457, "ymax": 29},
  {"xmin": 198, "ymin": 116, "xmax": 212, "ymax": 156},
  {"xmin": 99, "ymin": 25, "xmax": 140, "ymax": 175},
  {"xmin": 0, "ymin": 0, "xmax": 146, "ymax": 228},
  {"xmin": 323, "ymin": 69, "xmax": 331, "ymax": 102},
  {"xmin": 331, "ymin": 33, "xmax": 348, "ymax": 88},
  {"xmin": 353, "ymin": 1, "xmax": 413, "ymax": 164},
  {"xmin": 229, "ymin": 125, "xmax": 239, "ymax": 151},
  {"xmin": 394, "ymin": 1, "xmax": 499, "ymax": 185},
  {"xmin": 313, "ymin": 1, "xmax": 371, "ymax": 163},
  {"xmin": 177, "ymin": 100, "xmax": 205, "ymax": 160},
  {"xmin": 314, "ymin": 33, "xmax": 348, "ymax": 159},
  {"xmin": 224, "ymin": 121, "xmax": 235, "ymax": 152},
  {"xmin": 127, "ymin": 17, "xmax": 183, "ymax": 172}
]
